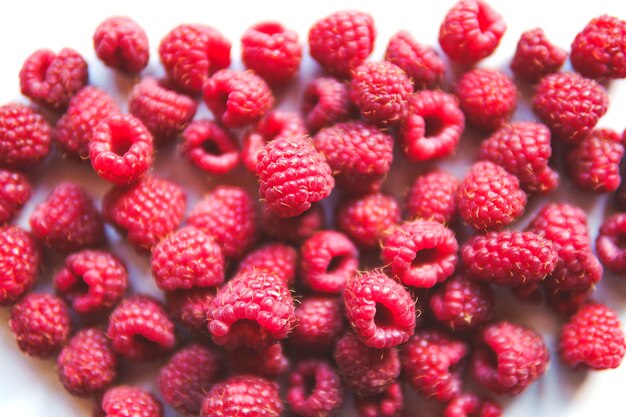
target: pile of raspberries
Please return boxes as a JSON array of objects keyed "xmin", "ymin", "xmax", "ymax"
[{"xmin": 1, "ymin": 2, "xmax": 626, "ymax": 416}]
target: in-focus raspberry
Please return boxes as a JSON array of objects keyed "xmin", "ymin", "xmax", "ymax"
[
  {"xmin": 0, "ymin": 169, "xmax": 30, "ymax": 224},
  {"xmin": 571, "ymin": 15, "xmax": 626, "ymax": 79},
  {"xmin": 510, "ymin": 28, "xmax": 567, "ymax": 83},
  {"xmin": 405, "ymin": 170, "xmax": 459, "ymax": 224},
  {"xmin": 180, "ymin": 119, "xmax": 240, "ymax": 175},
  {"xmin": 201, "ymin": 375, "xmax": 283, "ymax": 417},
  {"xmin": 287, "ymin": 359, "xmax": 343, "ymax": 417},
  {"xmin": 385, "ymin": 30, "xmax": 444, "ymax": 90},
  {"xmin": 93, "ymin": 16, "xmax": 149, "ymax": 73},
  {"xmin": 302, "ymin": 77, "xmax": 352, "ymax": 132},
  {"xmin": 0, "ymin": 103, "xmax": 51, "ymax": 169},
  {"xmin": 236, "ymin": 242, "xmax": 297, "ymax": 285}
]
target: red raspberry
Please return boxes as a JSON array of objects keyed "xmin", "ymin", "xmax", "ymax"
[
  {"xmin": 103, "ymin": 175, "xmax": 186, "ymax": 250},
  {"xmin": 510, "ymin": 28, "xmax": 567, "ymax": 83},
  {"xmin": 471, "ymin": 321, "xmax": 549, "ymax": 396},
  {"xmin": 30, "ymin": 182, "xmax": 104, "ymax": 251},
  {"xmin": 381, "ymin": 220, "xmax": 458, "ymax": 288},
  {"xmin": 287, "ymin": 359, "xmax": 343, "ymax": 417},
  {"xmin": 159, "ymin": 23, "xmax": 231, "ymax": 95},
  {"xmin": 438, "ymin": 0, "xmax": 506, "ymax": 63},
  {"xmin": 289, "ymin": 295, "xmax": 345, "ymax": 353},
  {"xmin": 597, "ymin": 213, "xmax": 626, "ymax": 273},
  {"xmin": 257, "ymin": 135, "xmax": 334, "ymax": 217},
  {"xmin": 165, "ymin": 288, "xmax": 215, "ymax": 336},
  {"xmin": 180, "ymin": 120, "xmax": 240, "ymax": 175},
  {"xmin": 0, "ymin": 169, "xmax": 30, "ymax": 224},
  {"xmin": 19, "ymin": 48, "xmax": 88, "ymax": 110},
  {"xmin": 444, "ymin": 394, "xmax": 502, "ymax": 417},
  {"xmin": 571, "ymin": 15, "xmax": 626, "ymax": 79},
  {"xmin": 241, "ymin": 21, "xmax": 302, "ymax": 85},
  {"xmin": 385, "ymin": 30, "xmax": 444, "ymax": 90},
  {"xmin": 355, "ymin": 382, "xmax": 403, "ymax": 417},
  {"xmin": 93, "ymin": 16, "xmax": 149, "ymax": 73},
  {"xmin": 400, "ymin": 91, "xmax": 465, "ymax": 162},
  {"xmin": 107, "ymin": 295, "xmax": 175, "ymax": 360},
  {"xmin": 236, "ymin": 242, "xmax": 297, "ymax": 285},
  {"xmin": 308, "ymin": 10, "xmax": 375, "ymax": 78},
  {"xmin": 0, "ymin": 226, "xmax": 39, "ymax": 305},
  {"xmin": 201, "ymin": 375, "xmax": 283, "ymax": 417},
  {"xmin": 260, "ymin": 203, "xmax": 325, "ymax": 244},
  {"xmin": 0, "ymin": 103, "xmax": 51, "ymax": 169},
  {"xmin": 533, "ymin": 72, "xmax": 608, "ymax": 143},
  {"xmin": 187, "ymin": 185, "xmax": 258, "ymax": 259},
  {"xmin": 313, "ymin": 121, "xmax": 393, "ymax": 195},
  {"xmin": 545, "ymin": 288, "xmax": 594, "ymax": 316},
  {"xmin": 100, "ymin": 386, "xmax": 162, "ymax": 417},
  {"xmin": 9, "ymin": 293, "xmax": 70, "ymax": 358},
  {"xmin": 302, "ymin": 77, "xmax": 352, "ymax": 132},
  {"xmin": 57, "ymin": 328, "xmax": 117, "ymax": 396},
  {"xmin": 203, "ymin": 69, "xmax": 274, "ymax": 128},
  {"xmin": 406, "ymin": 170, "xmax": 459, "ymax": 224},
  {"xmin": 560, "ymin": 303, "xmax": 625, "ymax": 370},
  {"xmin": 226, "ymin": 343, "xmax": 289, "ymax": 377}
]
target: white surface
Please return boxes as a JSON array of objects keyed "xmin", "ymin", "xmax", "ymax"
[{"xmin": 1, "ymin": 1, "xmax": 626, "ymax": 416}]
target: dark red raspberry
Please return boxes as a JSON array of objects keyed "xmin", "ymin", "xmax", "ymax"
[
  {"xmin": 103, "ymin": 175, "xmax": 186, "ymax": 250},
  {"xmin": 54, "ymin": 250, "xmax": 127, "ymax": 315},
  {"xmin": 400, "ymin": 91, "xmax": 465, "ymax": 162},
  {"xmin": 438, "ymin": 0, "xmax": 506, "ymax": 63},
  {"xmin": 287, "ymin": 359, "xmax": 343, "ymax": 417},
  {"xmin": 0, "ymin": 226, "xmax": 39, "ymax": 305},
  {"xmin": 385, "ymin": 30, "xmax": 444, "ymax": 90},
  {"xmin": 597, "ymin": 213, "xmax": 626, "ymax": 273},
  {"xmin": 30, "ymin": 182, "xmax": 104, "ymax": 251},
  {"xmin": 203, "ymin": 69, "xmax": 274, "ymax": 128},
  {"xmin": 289, "ymin": 295, "xmax": 345, "ymax": 353},
  {"xmin": 180, "ymin": 119, "xmax": 240, "ymax": 175},
  {"xmin": 571, "ymin": 15, "xmax": 626, "ymax": 79},
  {"xmin": 201, "ymin": 375, "xmax": 283, "ymax": 417},
  {"xmin": 257, "ymin": 135, "xmax": 334, "ymax": 217},
  {"xmin": 261, "ymin": 203, "xmax": 325, "ymax": 244},
  {"xmin": 9, "ymin": 293, "xmax": 70, "ymax": 358},
  {"xmin": 444, "ymin": 393, "xmax": 502, "ymax": 417},
  {"xmin": 165, "ymin": 288, "xmax": 215, "ymax": 336},
  {"xmin": 0, "ymin": 169, "xmax": 30, "ymax": 224},
  {"xmin": 314, "ymin": 121, "xmax": 393, "ymax": 195},
  {"xmin": 308, "ymin": 10, "xmax": 375, "ymax": 78},
  {"xmin": 533, "ymin": 72, "xmax": 608, "ymax": 143},
  {"xmin": 241, "ymin": 21, "xmax": 302, "ymax": 85},
  {"xmin": 355, "ymin": 382, "xmax": 403, "ymax": 417},
  {"xmin": 57, "ymin": 328, "xmax": 117, "ymax": 396},
  {"xmin": 302, "ymin": 77, "xmax": 352, "ymax": 132},
  {"xmin": 406, "ymin": 170, "xmax": 459, "ymax": 224},
  {"xmin": 107, "ymin": 295, "xmax": 175, "ymax": 360},
  {"xmin": 510, "ymin": 28, "xmax": 567, "ymax": 83},
  {"xmin": 0, "ymin": 103, "xmax": 51, "ymax": 169},
  {"xmin": 187, "ymin": 185, "xmax": 258, "ymax": 259},
  {"xmin": 236, "ymin": 242, "xmax": 297, "ymax": 285},
  {"xmin": 100, "ymin": 386, "xmax": 162, "ymax": 417},
  {"xmin": 560, "ymin": 303, "xmax": 625, "ymax": 370},
  {"xmin": 159, "ymin": 23, "xmax": 231, "ymax": 95},
  {"xmin": 93, "ymin": 16, "xmax": 149, "ymax": 73},
  {"xmin": 471, "ymin": 321, "xmax": 549, "ymax": 396},
  {"xmin": 226, "ymin": 342, "xmax": 289, "ymax": 377},
  {"xmin": 382, "ymin": 220, "xmax": 458, "ymax": 288},
  {"xmin": 545, "ymin": 288, "xmax": 594, "ymax": 316},
  {"xmin": 19, "ymin": 48, "xmax": 88, "ymax": 110}
]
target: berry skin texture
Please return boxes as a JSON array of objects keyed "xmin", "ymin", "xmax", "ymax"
[
  {"xmin": 261, "ymin": 203, "xmax": 325, "ymax": 244},
  {"xmin": 302, "ymin": 77, "xmax": 352, "ymax": 132},
  {"xmin": 287, "ymin": 359, "xmax": 343, "ymax": 417},
  {"xmin": 0, "ymin": 169, "xmax": 30, "ymax": 224},
  {"xmin": 510, "ymin": 28, "xmax": 567, "ymax": 83},
  {"xmin": 180, "ymin": 120, "xmax": 240, "ymax": 175},
  {"xmin": 385, "ymin": 30, "xmax": 444, "ymax": 90},
  {"xmin": 444, "ymin": 394, "xmax": 502, "ymax": 417},
  {"xmin": 406, "ymin": 170, "xmax": 459, "ymax": 224},
  {"xmin": 355, "ymin": 382, "xmax": 403, "ymax": 417},
  {"xmin": 93, "ymin": 16, "xmax": 149, "ymax": 73},
  {"xmin": 289, "ymin": 295, "xmax": 345, "ymax": 353},
  {"xmin": 101, "ymin": 386, "xmax": 162, "ymax": 417},
  {"xmin": 201, "ymin": 375, "xmax": 283, "ymax": 417},
  {"xmin": 236, "ymin": 242, "xmax": 298, "ymax": 285},
  {"xmin": 0, "ymin": 226, "xmax": 39, "ymax": 305},
  {"xmin": 571, "ymin": 15, "xmax": 626, "ymax": 79},
  {"xmin": 0, "ymin": 103, "xmax": 51, "ymax": 169},
  {"xmin": 597, "ymin": 213, "xmax": 626, "ymax": 273},
  {"xmin": 165, "ymin": 288, "xmax": 216, "ymax": 336},
  {"xmin": 308, "ymin": 10, "xmax": 375, "ymax": 78}
]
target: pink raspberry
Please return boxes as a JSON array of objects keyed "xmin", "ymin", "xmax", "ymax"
[
  {"xmin": 510, "ymin": 28, "xmax": 567, "ymax": 83},
  {"xmin": 385, "ymin": 30, "xmax": 444, "ymax": 90},
  {"xmin": 444, "ymin": 394, "xmax": 502, "ymax": 417},
  {"xmin": 287, "ymin": 359, "xmax": 343, "ymax": 417},
  {"xmin": 0, "ymin": 169, "xmax": 30, "ymax": 224},
  {"xmin": 100, "ymin": 386, "xmax": 162, "ymax": 417},
  {"xmin": 0, "ymin": 226, "xmax": 39, "ymax": 305},
  {"xmin": 289, "ymin": 295, "xmax": 345, "ymax": 353},
  {"xmin": 597, "ymin": 213, "xmax": 626, "ymax": 273},
  {"xmin": 201, "ymin": 375, "xmax": 283, "ymax": 417},
  {"xmin": 93, "ymin": 16, "xmax": 149, "ymax": 73},
  {"xmin": 405, "ymin": 170, "xmax": 459, "ymax": 224},
  {"xmin": 336, "ymin": 193, "xmax": 400, "ymax": 249},
  {"xmin": 260, "ymin": 203, "xmax": 325, "ymax": 244},
  {"xmin": 236, "ymin": 242, "xmax": 297, "ymax": 285},
  {"xmin": 165, "ymin": 288, "xmax": 215, "ymax": 337},
  {"xmin": 180, "ymin": 120, "xmax": 240, "ymax": 175},
  {"xmin": 0, "ymin": 103, "xmax": 51, "ymax": 169},
  {"xmin": 355, "ymin": 382, "xmax": 403, "ymax": 417},
  {"xmin": 302, "ymin": 77, "xmax": 352, "ymax": 132},
  {"xmin": 226, "ymin": 343, "xmax": 289, "ymax": 377},
  {"xmin": 571, "ymin": 15, "xmax": 626, "ymax": 79}
]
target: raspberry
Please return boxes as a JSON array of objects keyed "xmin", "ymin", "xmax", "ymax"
[
  {"xmin": 510, "ymin": 28, "xmax": 567, "ymax": 83},
  {"xmin": 100, "ymin": 386, "xmax": 162, "ymax": 417},
  {"xmin": 438, "ymin": 0, "xmax": 506, "ymax": 63},
  {"xmin": 9, "ymin": 293, "xmax": 70, "ymax": 358},
  {"xmin": 0, "ymin": 169, "xmax": 30, "ymax": 224},
  {"xmin": 355, "ymin": 382, "xmax": 403, "ymax": 417},
  {"xmin": 479, "ymin": 121, "xmax": 558, "ymax": 194},
  {"xmin": 201, "ymin": 375, "xmax": 283, "ymax": 417},
  {"xmin": 151, "ymin": 226, "xmax": 224, "ymax": 291},
  {"xmin": 571, "ymin": 15, "xmax": 626, "ymax": 79},
  {"xmin": 405, "ymin": 170, "xmax": 459, "ymax": 224},
  {"xmin": 260, "ymin": 203, "xmax": 325, "ymax": 244},
  {"xmin": 19, "ymin": 48, "xmax": 88, "ymax": 110},
  {"xmin": 289, "ymin": 295, "xmax": 345, "ymax": 353},
  {"xmin": 90, "ymin": 114, "xmax": 154, "ymax": 185},
  {"xmin": 560, "ymin": 303, "xmax": 625, "ymax": 370},
  {"xmin": 287, "ymin": 359, "xmax": 344, "ymax": 417},
  {"xmin": 257, "ymin": 135, "xmax": 334, "ymax": 217},
  {"xmin": 236, "ymin": 242, "xmax": 297, "ymax": 285},
  {"xmin": 400, "ymin": 91, "xmax": 465, "ymax": 162},
  {"xmin": 103, "ymin": 175, "xmax": 186, "ymax": 250},
  {"xmin": 300, "ymin": 230, "xmax": 359, "ymax": 293},
  {"xmin": 336, "ymin": 193, "xmax": 400, "ymax": 249},
  {"xmin": 54, "ymin": 250, "xmax": 127, "ymax": 315},
  {"xmin": 308, "ymin": 10, "xmax": 375, "ymax": 78},
  {"xmin": 302, "ymin": 77, "xmax": 352, "ymax": 132},
  {"xmin": 241, "ymin": 21, "xmax": 302, "ymax": 85},
  {"xmin": 385, "ymin": 30, "xmax": 444, "ymax": 90},
  {"xmin": 180, "ymin": 119, "xmax": 240, "ymax": 175},
  {"xmin": 457, "ymin": 161, "xmax": 527, "ymax": 231},
  {"xmin": 30, "ymin": 182, "xmax": 104, "ymax": 251},
  {"xmin": 444, "ymin": 394, "xmax": 502, "ymax": 417},
  {"xmin": 0, "ymin": 103, "xmax": 51, "ymax": 169},
  {"xmin": 57, "ymin": 328, "xmax": 117, "ymax": 396},
  {"xmin": 381, "ymin": 220, "xmax": 458, "ymax": 288},
  {"xmin": 165, "ymin": 288, "xmax": 215, "ymax": 336},
  {"xmin": 313, "ymin": 121, "xmax": 393, "ymax": 195},
  {"xmin": 0, "ymin": 226, "xmax": 39, "ymax": 305},
  {"xmin": 471, "ymin": 321, "xmax": 549, "ymax": 396},
  {"xmin": 597, "ymin": 213, "xmax": 626, "ymax": 273},
  {"xmin": 226, "ymin": 343, "xmax": 289, "ymax": 377},
  {"xmin": 187, "ymin": 185, "xmax": 258, "ymax": 259},
  {"xmin": 203, "ymin": 69, "xmax": 274, "ymax": 128},
  {"xmin": 533, "ymin": 72, "xmax": 608, "ymax": 143},
  {"xmin": 106, "ymin": 295, "xmax": 175, "ymax": 360},
  {"xmin": 159, "ymin": 23, "xmax": 231, "ymax": 94},
  {"xmin": 93, "ymin": 16, "xmax": 149, "ymax": 73}
]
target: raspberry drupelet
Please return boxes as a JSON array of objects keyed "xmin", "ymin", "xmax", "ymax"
[
  {"xmin": 180, "ymin": 120, "xmax": 239, "ymax": 175},
  {"xmin": 201, "ymin": 375, "xmax": 283, "ymax": 417},
  {"xmin": 226, "ymin": 342, "xmax": 289, "ymax": 377},
  {"xmin": 93, "ymin": 16, "xmax": 149, "ymax": 73},
  {"xmin": 165, "ymin": 288, "xmax": 216, "ymax": 337},
  {"xmin": 302, "ymin": 77, "xmax": 352, "ymax": 132},
  {"xmin": 260, "ymin": 203, "xmax": 325, "ymax": 244},
  {"xmin": 0, "ymin": 103, "xmax": 51, "ymax": 169},
  {"xmin": 100, "ymin": 386, "xmax": 162, "ymax": 417},
  {"xmin": 287, "ymin": 359, "xmax": 344, "ymax": 417},
  {"xmin": 571, "ymin": 15, "xmax": 626, "ymax": 79},
  {"xmin": 444, "ymin": 393, "xmax": 502, "ymax": 417},
  {"xmin": 0, "ymin": 169, "xmax": 30, "ymax": 224},
  {"xmin": 0, "ymin": 226, "xmax": 39, "ymax": 305},
  {"xmin": 236, "ymin": 242, "xmax": 298, "ymax": 285},
  {"xmin": 597, "ymin": 213, "xmax": 626, "ymax": 273},
  {"xmin": 385, "ymin": 30, "xmax": 445, "ymax": 90},
  {"xmin": 355, "ymin": 382, "xmax": 403, "ymax": 417},
  {"xmin": 510, "ymin": 28, "xmax": 567, "ymax": 83},
  {"xmin": 406, "ymin": 170, "xmax": 459, "ymax": 224},
  {"xmin": 289, "ymin": 295, "xmax": 345, "ymax": 353}
]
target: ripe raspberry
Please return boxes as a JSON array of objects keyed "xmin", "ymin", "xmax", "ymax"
[
  {"xmin": 257, "ymin": 135, "xmax": 334, "ymax": 217},
  {"xmin": 260, "ymin": 203, "xmax": 325, "ymax": 244},
  {"xmin": 19, "ymin": 48, "xmax": 88, "ymax": 110},
  {"xmin": 400, "ymin": 91, "xmax": 464, "ymax": 162},
  {"xmin": 313, "ymin": 121, "xmax": 393, "ymax": 195},
  {"xmin": 93, "ymin": 16, "xmax": 149, "ymax": 73},
  {"xmin": 385, "ymin": 30, "xmax": 444, "ymax": 90},
  {"xmin": 0, "ymin": 169, "xmax": 30, "ymax": 224},
  {"xmin": 406, "ymin": 171, "xmax": 459, "ymax": 224},
  {"xmin": 165, "ymin": 288, "xmax": 215, "ymax": 336},
  {"xmin": 203, "ymin": 69, "xmax": 274, "ymax": 128},
  {"xmin": 57, "ymin": 328, "xmax": 117, "ymax": 396},
  {"xmin": 597, "ymin": 213, "xmax": 626, "ymax": 273},
  {"xmin": 308, "ymin": 10, "xmax": 375, "ymax": 77},
  {"xmin": 159, "ymin": 23, "xmax": 231, "ymax": 95},
  {"xmin": 9, "ymin": 293, "xmax": 70, "ymax": 358},
  {"xmin": 187, "ymin": 185, "xmax": 258, "ymax": 259},
  {"xmin": 302, "ymin": 77, "xmax": 352, "ymax": 132},
  {"xmin": 0, "ymin": 103, "xmax": 51, "ymax": 169},
  {"xmin": 444, "ymin": 394, "xmax": 502, "ymax": 417},
  {"xmin": 571, "ymin": 15, "xmax": 626, "ymax": 79},
  {"xmin": 533, "ymin": 72, "xmax": 608, "ymax": 143},
  {"xmin": 201, "ymin": 375, "xmax": 283, "ymax": 417},
  {"xmin": 381, "ymin": 220, "xmax": 458, "ymax": 288},
  {"xmin": 100, "ymin": 386, "xmax": 162, "ymax": 417},
  {"xmin": 336, "ymin": 193, "xmax": 400, "ymax": 249},
  {"xmin": 226, "ymin": 342, "xmax": 289, "ymax": 377},
  {"xmin": 355, "ymin": 382, "xmax": 403, "ymax": 417},
  {"xmin": 287, "ymin": 359, "xmax": 343, "ymax": 417},
  {"xmin": 30, "ymin": 182, "xmax": 104, "ymax": 251},
  {"xmin": 236, "ymin": 242, "xmax": 297, "ymax": 285},
  {"xmin": 241, "ymin": 22, "xmax": 302, "ymax": 85},
  {"xmin": 438, "ymin": 0, "xmax": 506, "ymax": 63},
  {"xmin": 471, "ymin": 321, "xmax": 549, "ymax": 396},
  {"xmin": 289, "ymin": 295, "xmax": 345, "ymax": 353},
  {"xmin": 0, "ymin": 226, "xmax": 39, "ymax": 305},
  {"xmin": 510, "ymin": 28, "xmax": 567, "ymax": 83},
  {"xmin": 180, "ymin": 120, "xmax": 240, "ymax": 175},
  {"xmin": 560, "ymin": 303, "xmax": 625, "ymax": 370},
  {"xmin": 545, "ymin": 288, "xmax": 593, "ymax": 316},
  {"xmin": 103, "ymin": 175, "xmax": 186, "ymax": 250}
]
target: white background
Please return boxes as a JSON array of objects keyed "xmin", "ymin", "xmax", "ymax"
[{"xmin": 1, "ymin": 0, "xmax": 626, "ymax": 416}]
